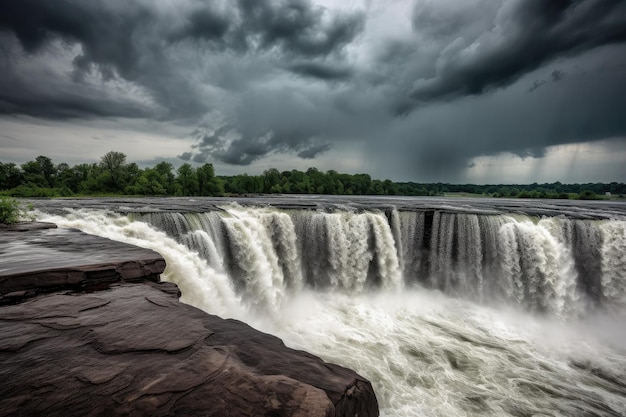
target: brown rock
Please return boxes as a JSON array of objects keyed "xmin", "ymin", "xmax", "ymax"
[
  {"xmin": 0, "ymin": 282, "xmax": 379, "ymax": 417},
  {"xmin": 0, "ymin": 222, "xmax": 378, "ymax": 416},
  {"xmin": 0, "ymin": 226, "xmax": 166, "ymax": 304}
]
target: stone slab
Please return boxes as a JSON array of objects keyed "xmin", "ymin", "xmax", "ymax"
[{"xmin": 0, "ymin": 282, "xmax": 378, "ymax": 417}]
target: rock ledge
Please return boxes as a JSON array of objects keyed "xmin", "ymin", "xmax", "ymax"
[
  {"xmin": 0, "ymin": 222, "xmax": 165, "ymax": 304},
  {"xmin": 0, "ymin": 223, "xmax": 379, "ymax": 417}
]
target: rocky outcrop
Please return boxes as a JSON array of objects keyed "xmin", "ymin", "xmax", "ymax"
[
  {"xmin": 0, "ymin": 223, "xmax": 165, "ymax": 304},
  {"xmin": 0, "ymin": 223, "xmax": 379, "ymax": 417}
]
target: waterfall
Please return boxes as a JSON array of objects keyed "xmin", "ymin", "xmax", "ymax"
[
  {"xmin": 397, "ymin": 211, "xmax": 427, "ymax": 283},
  {"xmin": 600, "ymin": 220, "xmax": 626, "ymax": 309},
  {"xmin": 572, "ymin": 219, "xmax": 604, "ymax": 303},
  {"xmin": 47, "ymin": 205, "xmax": 626, "ymax": 316},
  {"xmin": 497, "ymin": 218, "xmax": 583, "ymax": 318},
  {"xmin": 479, "ymin": 214, "xmax": 510, "ymax": 299},
  {"xmin": 428, "ymin": 213, "xmax": 484, "ymax": 299},
  {"xmin": 35, "ymin": 203, "xmax": 626, "ymax": 417},
  {"xmin": 129, "ymin": 206, "xmax": 626, "ymax": 316}
]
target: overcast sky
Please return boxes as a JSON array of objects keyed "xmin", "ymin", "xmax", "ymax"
[{"xmin": 1, "ymin": 0, "xmax": 625, "ymax": 183}]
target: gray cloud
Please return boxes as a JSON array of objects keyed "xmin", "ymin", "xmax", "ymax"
[
  {"xmin": 166, "ymin": 0, "xmax": 365, "ymax": 59},
  {"xmin": 297, "ymin": 143, "xmax": 331, "ymax": 159},
  {"xmin": 189, "ymin": 120, "xmax": 333, "ymax": 166},
  {"xmin": 527, "ymin": 69, "xmax": 567, "ymax": 93},
  {"xmin": 0, "ymin": 34, "xmax": 152, "ymax": 119},
  {"xmin": 169, "ymin": 7, "xmax": 231, "ymax": 43},
  {"xmin": 391, "ymin": 50, "xmax": 626, "ymax": 181},
  {"xmin": 0, "ymin": 0, "xmax": 625, "ymax": 183},
  {"xmin": 411, "ymin": 0, "xmax": 500, "ymax": 43},
  {"xmin": 288, "ymin": 62, "xmax": 353, "ymax": 81},
  {"xmin": 398, "ymin": 0, "xmax": 626, "ymax": 113},
  {"xmin": 178, "ymin": 152, "xmax": 193, "ymax": 161},
  {"xmin": 0, "ymin": 0, "xmax": 208, "ymax": 119},
  {"xmin": 235, "ymin": 0, "xmax": 365, "ymax": 57},
  {"xmin": 0, "ymin": 0, "xmax": 364, "ymax": 120}
]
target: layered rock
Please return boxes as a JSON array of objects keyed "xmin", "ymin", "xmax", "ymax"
[
  {"xmin": 0, "ymin": 223, "xmax": 165, "ymax": 304},
  {"xmin": 0, "ymin": 223, "xmax": 379, "ymax": 417}
]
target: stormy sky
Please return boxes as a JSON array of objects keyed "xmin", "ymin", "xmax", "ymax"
[{"xmin": 1, "ymin": 0, "xmax": 625, "ymax": 183}]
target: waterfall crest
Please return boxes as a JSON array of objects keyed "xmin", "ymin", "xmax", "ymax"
[
  {"xmin": 127, "ymin": 205, "xmax": 626, "ymax": 317},
  {"xmin": 39, "ymin": 204, "xmax": 626, "ymax": 317}
]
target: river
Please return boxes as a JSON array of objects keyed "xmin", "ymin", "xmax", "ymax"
[{"xmin": 31, "ymin": 196, "xmax": 626, "ymax": 416}]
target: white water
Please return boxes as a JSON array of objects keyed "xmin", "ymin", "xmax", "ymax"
[
  {"xmin": 36, "ymin": 207, "xmax": 626, "ymax": 416},
  {"xmin": 601, "ymin": 221, "xmax": 626, "ymax": 309}
]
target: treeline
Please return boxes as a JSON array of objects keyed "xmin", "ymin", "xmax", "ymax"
[
  {"xmin": 0, "ymin": 152, "xmax": 223, "ymax": 197},
  {"xmin": 396, "ymin": 182, "xmax": 625, "ymax": 199},
  {"xmin": 1, "ymin": 152, "xmax": 624, "ymax": 199}
]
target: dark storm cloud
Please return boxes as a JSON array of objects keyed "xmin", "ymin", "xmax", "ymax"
[
  {"xmin": 0, "ymin": 33, "xmax": 151, "ymax": 119},
  {"xmin": 168, "ymin": 0, "xmax": 365, "ymax": 59},
  {"xmin": 169, "ymin": 7, "xmax": 231, "ymax": 42},
  {"xmin": 551, "ymin": 70, "xmax": 566, "ymax": 82},
  {"xmin": 288, "ymin": 62, "xmax": 353, "ymax": 80},
  {"xmin": 0, "ymin": 0, "xmax": 625, "ymax": 182},
  {"xmin": 0, "ymin": 88, "xmax": 149, "ymax": 120},
  {"xmin": 392, "ymin": 51, "xmax": 626, "ymax": 182},
  {"xmin": 191, "ymin": 153, "xmax": 208, "ymax": 164},
  {"xmin": 234, "ymin": 0, "xmax": 365, "ymax": 57},
  {"xmin": 411, "ymin": 0, "xmax": 499, "ymax": 43},
  {"xmin": 399, "ymin": 0, "xmax": 626, "ymax": 113},
  {"xmin": 527, "ymin": 70, "xmax": 567, "ymax": 93},
  {"xmin": 0, "ymin": 1, "xmax": 153, "ymax": 82},
  {"xmin": 297, "ymin": 143, "xmax": 331, "ymax": 159},
  {"xmin": 190, "ymin": 120, "xmax": 331, "ymax": 166},
  {"xmin": 0, "ymin": 0, "xmax": 364, "ymax": 122},
  {"xmin": 178, "ymin": 152, "xmax": 193, "ymax": 161},
  {"xmin": 0, "ymin": 0, "xmax": 208, "ymax": 119}
]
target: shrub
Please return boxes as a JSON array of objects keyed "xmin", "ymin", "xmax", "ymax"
[
  {"xmin": 0, "ymin": 197, "xmax": 20, "ymax": 224},
  {"xmin": 7, "ymin": 185, "xmax": 56, "ymax": 197},
  {"xmin": 55, "ymin": 185, "xmax": 74, "ymax": 197},
  {"xmin": 577, "ymin": 190, "xmax": 601, "ymax": 200}
]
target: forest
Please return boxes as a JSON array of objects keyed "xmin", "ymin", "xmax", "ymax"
[{"xmin": 1, "ymin": 152, "xmax": 624, "ymax": 200}]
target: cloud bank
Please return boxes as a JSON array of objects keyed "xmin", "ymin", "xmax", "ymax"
[{"xmin": 0, "ymin": 0, "xmax": 625, "ymax": 182}]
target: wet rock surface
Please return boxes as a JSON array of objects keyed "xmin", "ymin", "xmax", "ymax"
[
  {"xmin": 24, "ymin": 195, "xmax": 626, "ymax": 219},
  {"xmin": 0, "ymin": 223, "xmax": 165, "ymax": 304},
  {"xmin": 0, "ymin": 282, "xmax": 378, "ymax": 417},
  {"xmin": 0, "ymin": 223, "xmax": 379, "ymax": 417}
]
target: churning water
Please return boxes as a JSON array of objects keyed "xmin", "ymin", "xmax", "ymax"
[{"xmin": 35, "ymin": 198, "xmax": 626, "ymax": 416}]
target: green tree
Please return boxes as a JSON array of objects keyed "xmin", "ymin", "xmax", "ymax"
[
  {"xmin": 52, "ymin": 162, "xmax": 74, "ymax": 196},
  {"xmin": 368, "ymin": 180, "xmax": 384, "ymax": 195},
  {"xmin": 124, "ymin": 163, "xmax": 141, "ymax": 192},
  {"xmin": 78, "ymin": 163, "xmax": 106, "ymax": 194},
  {"xmin": 176, "ymin": 163, "xmax": 199, "ymax": 196},
  {"xmin": 99, "ymin": 151, "xmax": 128, "ymax": 192},
  {"xmin": 0, "ymin": 162, "xmax": 23, "ymax": 190},
  {"xmin": 20, "ymin": 160, "xmax": 47, "ymax": 187},
  {"xmin": 35, "ymin": 155, "xmax": 57, "ymax": 187},
  {"xmin": 126, "ymin": 168, "xmax": 167, "ymax": 195},
  {"xmin": 262, "ymin": 168, "xmax": 281, "ymax": 193},
  {"xmin": 197, "ymin": 163, "xmax": 224, "ymax": 195},
  {"xmin": 383, "ymin": 179, "xmax": 398, "ymax": 195},
  {"xmin": 354, "ymin": 173, "xmax": 372, "ymax": 194},
  {"xmin": 153, "ymin": 161, "xmax": 176, "ymax": 194}
]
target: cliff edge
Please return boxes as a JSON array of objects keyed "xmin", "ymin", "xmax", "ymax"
[{"xmin": 0, "ymin": 223, "xmax": 379, "ymax": 417}]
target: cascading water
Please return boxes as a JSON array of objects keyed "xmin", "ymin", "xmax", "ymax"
[
  {"xmin": 429, "ymin": 213, "xmax": 484, "ymax": 299},
  {"xmin": 35, "ymin": 201, "xmax": 626, "ymax": 417},
  {"xmin": 600, "ymin": 221, "xmax": 626, "ymax": 309}
]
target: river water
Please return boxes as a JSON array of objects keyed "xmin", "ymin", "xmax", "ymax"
[{"xmin": 32, "ymin": 196, "xmax": 626, "ymax": 416}]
